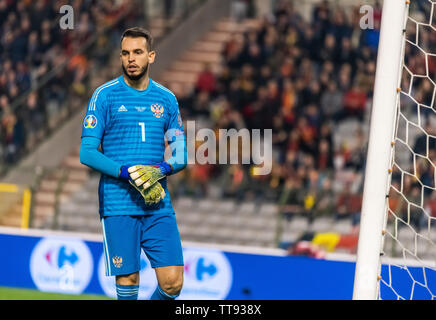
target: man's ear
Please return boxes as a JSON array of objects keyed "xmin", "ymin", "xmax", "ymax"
[{"xmin": 149, "ymin": 50, "xmax": 156, "ymax": 64}]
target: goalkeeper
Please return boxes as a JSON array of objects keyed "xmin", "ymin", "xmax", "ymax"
[{"xmin": 80, "ymin": 27, "xmax": 187, "ymax": 300}]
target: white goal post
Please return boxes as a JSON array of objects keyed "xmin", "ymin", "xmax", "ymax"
[{"xmin": 353, "ymin": 0, "xmax": 410, "ymax": 300}]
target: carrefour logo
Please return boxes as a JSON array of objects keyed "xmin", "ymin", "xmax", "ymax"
[
  {"xmin": 179, "ymin": 249, "xmax": 233, "ymax": 300},
  {"xmin": 195, "ymin": 257, "xmax": 218, "ymax": 280},
  {"xmin": 30, "ymin": 238, "xmax": 93, "ymax": 294}
]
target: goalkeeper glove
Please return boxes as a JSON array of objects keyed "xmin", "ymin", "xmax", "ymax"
[
  {"xmin": 130, "ymin": 180, "xmax": 166, "ymax": 205},
  {"xmin": 119, "ymin": 165, "xmax": 166, "ymax": 205},
  {"xmin": 128, "ymin": 162, "xmax": 172, "ymax": 190}
]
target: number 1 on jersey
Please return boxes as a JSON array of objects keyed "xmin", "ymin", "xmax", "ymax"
[{"xmin": 139, "ymin": 122, "xmax": 145, "ymax": 142}]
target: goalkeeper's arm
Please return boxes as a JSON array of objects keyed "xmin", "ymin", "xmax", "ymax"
[
  {"xmin": 80, "ymin": 134, "xmax": 187, "ymax": 181},
  {"xmin": 166, "ymin": 135, "xmax": 188, "ymax": 175},
  {"xmin": 80, "ymin": 136, "xmax": 166, "ymax": 204},
  {"xmin": 80, "ymin": 136, "xmax": 124, "ymax": 178}
]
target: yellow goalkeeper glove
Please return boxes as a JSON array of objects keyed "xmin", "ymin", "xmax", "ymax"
[
  {"xmin": 129, "ymin": 180, "xmax": 166, "ymax": 205},
  {"xmin": 119, "ymin": 165, "xmax": 166, "ymax": 205},
  {"xmin": 128, "ymin": 162, "xmax": 172, "ymax": 190}
]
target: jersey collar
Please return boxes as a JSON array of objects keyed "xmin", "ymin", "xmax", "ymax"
[{"xmin": 118, "ymin": 75, "xmax": 153, "ymax": 95}]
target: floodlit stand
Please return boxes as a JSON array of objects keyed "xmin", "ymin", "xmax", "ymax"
[{"xmin": 353, "ymin": 0, "xmax": 409, "ymax": 300}]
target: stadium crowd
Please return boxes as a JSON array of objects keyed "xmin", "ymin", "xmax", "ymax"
[
  {"xmin": 171, "ymin": 0, "xmax": 436, "ymax": 231},
  {"xmin": 1, "ymin": 0, "xmax": 434, "ymax": 236},
  {"xmin": 0, "ymin": 0, "xmax": 138, "ymax": 166},
  {"xmin": 169, "ymin": 0, "xmax": 380, "ymax": 228}
]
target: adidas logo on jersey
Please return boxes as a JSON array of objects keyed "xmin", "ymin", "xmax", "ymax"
[{"xmin": 118, "ymin": 105, "xmax": 128, "ymax": 112}]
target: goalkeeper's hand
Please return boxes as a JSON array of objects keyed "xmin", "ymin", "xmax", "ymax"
[
  {"xmin": 130, "ymin": 180, "xmax": 166, "ymax": 205},
  {"xmin": 127, "ymin": 162, "xmax": 172, "ymax": 190},
  {"xmin": 119, "ymin": 164, "xmax": 168, "ymax": 205}
]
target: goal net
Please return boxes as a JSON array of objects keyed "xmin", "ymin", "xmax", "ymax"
[
  {"xmin": 354, "ymin": 0, "xmax": 436, "ymax": 300},
  {"xmin": 380, "ymin": 0, "xmax": 436, "ymax": 300}
]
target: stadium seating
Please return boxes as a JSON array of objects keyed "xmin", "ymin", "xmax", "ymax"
[
  {"xmin": 159, "ymin": 18, "xmax": 261, "ymax": 96},
  {"xmin": 3, "ymin": 0, "xmax": 434, "ymax": 258},
  {"xmin": 31, "ymin": 145, "xmax": 90, "ymax": 229},
  {"xmin": 0, "ymin": 2, "xmax": 360, "ymax": 253}
]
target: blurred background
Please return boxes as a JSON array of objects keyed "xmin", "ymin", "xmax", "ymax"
[{"xmin": 0, "ymin": 0, "xmax": 434, "ymax": 299}]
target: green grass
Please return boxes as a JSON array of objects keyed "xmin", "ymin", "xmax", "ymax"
[{"xmin": 0, "ymin": 286, "xmax": 114, "ymax": 300}]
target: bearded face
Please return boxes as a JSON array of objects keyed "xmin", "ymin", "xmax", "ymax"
[{"xmin": 120, "ymin": 36, "xmax": 155, "ymax": 82}]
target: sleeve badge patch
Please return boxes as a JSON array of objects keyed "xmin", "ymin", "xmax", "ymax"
[
  {"xmin": 177, "ymin": 113, "xmax": 183, "ymax": 128},
  {"xmin": 83, "ymin": 115, "xmax": 98, "ymax": 129}
]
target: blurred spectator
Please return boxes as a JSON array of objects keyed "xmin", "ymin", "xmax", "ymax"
[
  {"xmin": 320, "ymin": 80, "xmax": 343, "ymax": 121},
  {"xmin": 286, "ymin": 230, "xmax": 358, "ymax": 256},
  {"xmin": 335, "ymin": 82, "xmax": 367, "ymax": 123},
  {"xmin": 23, "ymin": 92, "xmax": 45, "ymax": 136},
  {"xmin": 278, "ymin": 177, "xmax": 305, "ymax": 219},
  {"xmin": 188, "ymin": 162, "xmax": 214, "ymax": 198},
  {"xmin": 196, "ymin": 63, "xmax": 217, "ymax": 95},
  {"xmin": 0, "ymin": 0, "xmax": 138, "ymax": 167},
  {"xmin": 335, "ymin": 184, "xmax": 362, "ymax": 222},
  {"xmin": 313, "ymin": 177, "xmax": 335, "ymax": 218},
  {"xmin": 220, "ymin": 163, "xmax": 249, "ymax": 201}
]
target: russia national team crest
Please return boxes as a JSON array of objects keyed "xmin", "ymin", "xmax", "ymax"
[
  {"xmin": 112, "ymin": 256, "xmax": 123, "ymax": 268},
  {"xmin": 150, "ymin": 104, "xmax": 164, "ymax": 118},
  {"xmin": 83, "ymin": 115, "xmax": 97, "ymax": 129},
  {"xmin": 98, "ymin": 251, "xmax": 158, "ymax": 299}
]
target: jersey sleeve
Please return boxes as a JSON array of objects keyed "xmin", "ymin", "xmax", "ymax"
[
  {"xmin": 164, "ymin": 94, "xmax": 187, "ymax": 174},
  {"xmin": 81, "ymin": 88, "xmax": 109, "ymax": 139},
  {"xmin": 80, "ymin": 136, "xmax": 122, "ymax": 178},
  {"xmin": 165, "ymin": 94, "xmax": 185, "ymax": 140}
]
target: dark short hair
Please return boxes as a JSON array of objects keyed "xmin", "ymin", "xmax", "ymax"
[{"xmin": 120, "ymin": 27, "xmax": 153, "ymax": 51}]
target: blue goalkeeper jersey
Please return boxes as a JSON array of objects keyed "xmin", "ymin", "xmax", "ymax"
[{"xmin": 81, "ymin": 75, "xmax": 185, "ymax": 217}]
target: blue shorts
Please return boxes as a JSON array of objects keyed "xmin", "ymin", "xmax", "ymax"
[{"xmin": 101, "ymin": 214, "xmax": 184, "ymax": 276}]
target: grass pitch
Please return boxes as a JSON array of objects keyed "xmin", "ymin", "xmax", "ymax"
[{"xmin": 0, "ymin": 286, "xmax": 113, "ymax": 300}]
